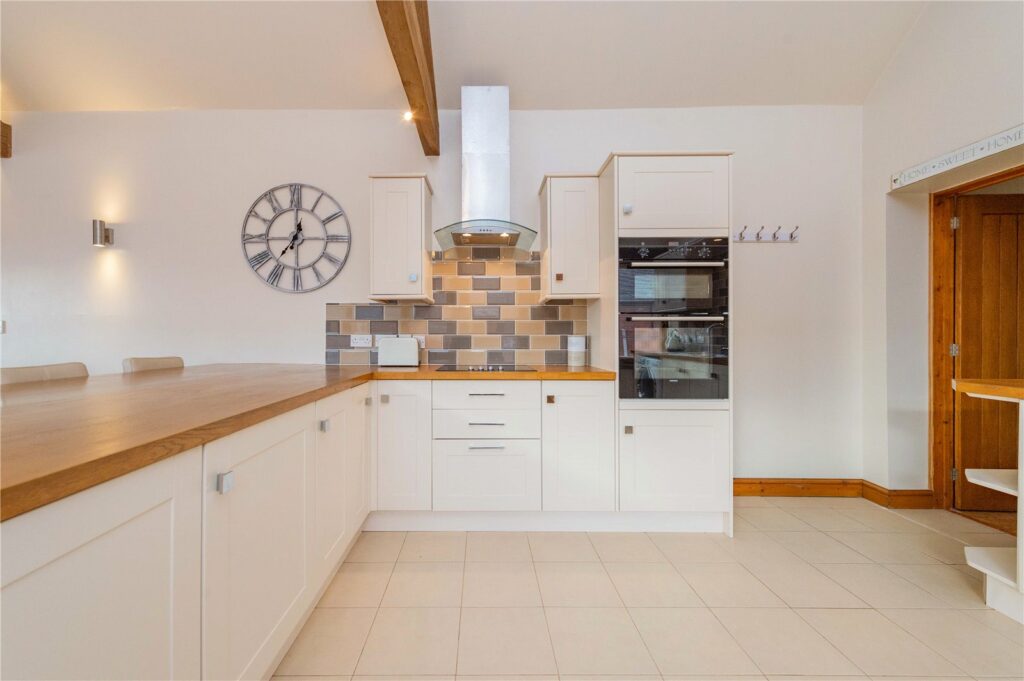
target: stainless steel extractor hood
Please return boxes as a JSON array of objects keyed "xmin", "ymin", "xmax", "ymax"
[{"xmin": 434, "ymin": 86, "xmax": 537, "ymax": 251}]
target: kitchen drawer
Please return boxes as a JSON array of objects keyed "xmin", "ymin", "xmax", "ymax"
[
  {"xmin": 432, "ymin": 380, "xmax": 539, "ymax": 410},
  {"xmin": 432, "ymin": 409, "xmax": 541, "ymax": 439},
  {"xmin": 432, "ymin": 439, "xmax": 541, "ymax": 511}
]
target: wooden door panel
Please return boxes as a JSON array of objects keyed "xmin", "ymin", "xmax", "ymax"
[{"xmin": 955, "ymin": 195, "xmax": 1024, "ymax": 511}]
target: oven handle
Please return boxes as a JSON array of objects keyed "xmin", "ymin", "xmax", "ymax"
[
  {"xmin": 626, "ymin": 316, "xmax": 726, "ymax": 322},
  {"xmin": 628, "ymin": 261, "xmax": 725, "ymax": 268}
]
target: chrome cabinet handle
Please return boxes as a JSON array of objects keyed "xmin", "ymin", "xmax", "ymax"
[
  {"xmin": 469, "ymin": 422, "xmax": 505, "ymax": 426},
  {"xmin": 216, "ymin": 471, "xmax": 235, "ymax": 495},
  {"xmin": 318, "ymin": 419, "xmax": 331, "ymax": 432},
  {"xmin": 626, "ymin": 316, "xmax": 726, "ymax": 322},
  {"xmin": 380, "ymin": 394, "xmax": 390, "ymax": 404},
  {"xmin": 468, "ymin": 445, "xmax": 506, "ymax": 450},
  {"xmin": 628, "ymin": 261, "xmax": 725, "ymax": 268},
  {"xmin": 624, "ymin": 426, "xmax": 634, "ymax": 434},
  {"xmin": 468, "ymin": 392, "xmax": 505, "ymax": 396}
]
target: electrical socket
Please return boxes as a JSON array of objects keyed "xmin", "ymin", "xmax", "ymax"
[
  {"xmin": 413, "ymin": 335, "xmax": 425, "ymax": 348},
  {"xmin": 350, "ymin": 334, "xmax": 372, "ymax": 348}
]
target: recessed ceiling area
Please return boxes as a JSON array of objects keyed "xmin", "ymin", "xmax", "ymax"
[{"xmin": 1, "ymin": 0, "xmax": 926, "ymax": 113}]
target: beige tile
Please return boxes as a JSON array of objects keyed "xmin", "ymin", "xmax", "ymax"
[
  {"xmin": 340, "ymin": 349, "xmax": 370, "ymax": 365},
  {"xmin": 880, "ymin": 608, "xmax": 1024, "ymax": 677},
  {"xmin": 465, "ymin": 532, "xmax": 532, "ymax": 562},
  {"xmin": 962, "ymin": 607, "xmax": 1024, "ymax": 645},
  {"xmin": 649, "ymin": 532, "xmax": 738, "ymax": 563},
  {"xmin": 354, "ymin": 607, "xmax": 460, "ymax": 676},
  {"xmin": 515, "ymin": 319, "xmax": 546, "ymax": 335},
  {"xmin": 515, "ymin": 290, "xmax": 542, "ymax": 305},
  {"xmin": 527, "ymin": 532, "xmax": 598, "ymax": 561},
  {"xmin": 383, "ymin": 304, "xmax": 414, "ymax": 320},
  {"xmin": 544, "ymin": 607, "xmax": 659, "ymax": 676},
  {"xmin": 432, "ymin": 261, "xmax": 457, "ymax": 275},
  {"xmin": 273, "ymin": 676, "xmax": 349, "ymax": 680},
  {"xmin": 500, "ymin": 305, "xmax": 530, "ymax": 320},
  {"xmin": 837, "ymin": 507, "xmax": 929, "ymax": 532},
  {"xmin": 828, "ymin": 532, "xmax": 943, "ymax": 564},
  {"xmin": 326, "ymin": 303, "xmax": 353, "ymax": 321},
  {"xmin": 456, "ymin": 350, "xmax": 488, "ymax": 365},
  {"xmin": 573, "ymin": 320, "xmax": 588, "ymax": 334},
  {"xmin": 381, "ymin": 562, "xmax": 464, "ymax": 607},
  {"xmin": 815, "ymin": 564, "xmax": 949, "ymax": 608},
  {"xmin": 713, "ymin": 532, "xmax": 804, "ymax": 565},
  {"xmin": 457, "ymin": 290, "xmax": 487, "ymax": 305},
  {"xmin": 896, "ymin": 531, "xmax": 971, "ymax": 564},
  {"xmin": 559, "ymin": 305, "xmax": 588, "ymax": 320},
  {"xmin": 516, "ymin": 349, "xmax": 545, "ymax": 364},
  {"xmin": 534, "ymin": 562, "xmax": 622, "ymax": 606},
  {"xmin": 798, "ymin": 608, "xmax": 964, "ymax": 677},
  {"xmin": 339, "ymin": 320, "xmax": 370, "ymax": 334},
  {"xmin": 458, "ymin": 319, "xmax": 486, "ymax": 334},
  {"xmin": 426, "ymin": 334, "xmax": 444, "ymax": 349},
  {"xmin": 319, "ymin": 562, "xmax": 393, "ymax": 607},
  {"xmin": 950, "ymin": 531, "xmax": 1016, "ymax": 547},
  {"xmin": 588, "ymin": 532, "xmax": 667, "ymax": 562},
  {"xmin": 347, "ymin": 531, "xmax": 406, "ymax": 562},
  {"xmin": 734, "ymin": 496, "xmax": 775, "ymax": 507},
  {"xmin": 442, "ymin": 305, "xmax": 473, "ymax": 320},
  {"xmin": 673, "ymin": 563, "xmax": 785, "ymax": 607},
  {"xmin": 788, "ymin": 508, "xmax": 874, "ymax": 532},
  {"xmin": 398, "ymin": 319, "xmax": 428, "ymax": 334},
  {"xmin": 884, "ymin": 563, "xmax": 985, "ymax": 609},
  {"xmin": 274, "ymin": 608, "xmax": 375, "ymax": 676},
  {"xmin": 442, "ymin": 276, "xmax": 471, "ymax": 290},
  {"xmin": 735, "ymin": 508, "xmax": 815, "ymax": 531},
  {"xmin": 471, "ymin": 334, "xmax": 501, "ymax": 349},
  {"xmin": 768, "ymin": 496, "xmax": 853, "ymax": 509},
  {"xmin": 456, "ymin": 607, "xmax": 557, "ymax": 676},
  {"xmin": 398, "ymin": 531, "xmax": 466, "ymax": 561},
  {"xmin": 457, "ymin": 677, "xmax": 555, "ymax": 681},
  {"xmin": 485, "ymin": 261, "xmax": 517, "ymax": 276},
  {"xmin": 630, "ymin": 607, "xmax": 760, "ymax": 676},
  {"xmin": 529, "ymin": 335, "xmax": 562, "ymax": 350},
  {"xmin": 713, "ymin": 607, "xmax": 862, "ymax": 676},
  {"xmin": 462, "ymin": 562, "xmax": 541, "ymax": 607},
  {"xmin": 742, "ymin": 558, "xmax": 865, "ymax": 608},
  {"xmin": 825, "ymin": 496, "xmax": 880, "ymax": 510},
  {"xmin": 764, "ymin": 531, "xmax": 873, "ymax": 563},
  {"xmin": 603, "ymin": 562, "xmax": 703, "ymax": 607},
  {"xmin": 500, "ymin": 276, "xmax": 531, "ymax": 290},
  {"xmin": 891, "ymin": 508, "xmax": 1000, "ymax": 534}
]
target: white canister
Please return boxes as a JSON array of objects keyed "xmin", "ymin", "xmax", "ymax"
[{"xmin": 567, "ymin": 335, "xmax": 588, "ymax": 367}]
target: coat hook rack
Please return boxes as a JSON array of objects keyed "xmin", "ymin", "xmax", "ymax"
[{"xmin": 733, "ymin": 224, "xmax": 800, "ymax": 243}]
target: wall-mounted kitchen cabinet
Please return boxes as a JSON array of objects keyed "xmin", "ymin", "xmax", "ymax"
[
  {"xmin": 615, "ymin": 154, "xmax": 730, "ymax": 233},
  {"xmin": 370, "ymin": 174, "xmax": 433, "ymax": 303},
  {"xmin": 377, "ymin": 380, "xmax": 432, "ymax": 510},
  {"xmin": 539, "ymin": 175, "xmax": 600, "ymax": 301}
]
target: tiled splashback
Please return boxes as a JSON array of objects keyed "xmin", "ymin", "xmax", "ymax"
[{"xmin": 326, "ymin": 247, "xmax": 588, "ymax": 366}]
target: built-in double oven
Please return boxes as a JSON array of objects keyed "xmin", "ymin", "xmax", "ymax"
[{"xmin": 618, "ymin": 237, "xmax": 729, "ymax": 400}]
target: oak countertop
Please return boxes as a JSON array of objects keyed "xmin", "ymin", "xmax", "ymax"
[
  {"xmin": 0, "ymin": 363, "xmax": 614, "ymax": 520},
  {"xmin": 953, "ymin": 378, "xmax": 1024, "ymax": 401}
]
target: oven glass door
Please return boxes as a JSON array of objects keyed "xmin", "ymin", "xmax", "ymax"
[{"xmin": 618, "ymin": 317, "xmax": 728, "ymax": 400}]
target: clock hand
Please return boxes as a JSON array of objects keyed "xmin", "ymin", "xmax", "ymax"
[{"xmin": 279, "ymin": 220, "xmax": 304, "ymax": 256}]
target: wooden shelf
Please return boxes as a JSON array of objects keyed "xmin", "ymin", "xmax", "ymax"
[
  {"xmin": 965, "ymin": 469, "xmax": 1019, "ymax": 497},
  {"xmin": 965, "ymin": 546, "xmax": 1017, "ymax": 588}
]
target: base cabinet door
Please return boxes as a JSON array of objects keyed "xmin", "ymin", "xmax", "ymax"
[
  {"xmin": 542, "ymin": 381, "xmax": 615, "ymax": 510},
  {"xmin": 619, "ymin": 409, "xmax": 730, "ymax": 511},
  {"xmin": 203, "ymin": 406, "xmax": 316, "ymax": 681},
  {"xmin": 1, "ymin": 449, "xmax": 202, "ymax": 681},
  {"xmin": 617, "ymin": 155, "xmax": 730, "ymax": 232},
  {"xmin": 433, "ymin": 439, "xmax": 541, "ymax": 511},
  {"xmin": 378, "ymin": 380, "xmax": 432, "ymax": 510},
  {"xmin": 343, "ymin": 384, "xmax": 373, "ymax": 539}
]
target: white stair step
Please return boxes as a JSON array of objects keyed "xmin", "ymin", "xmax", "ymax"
[
  {"xmin": 965, "ymin": 546, "xmax": 1017, "ymax": 588},
  {"xmin": 965, "ymin": 469, "xmax": 1018, "ymax": 497}
]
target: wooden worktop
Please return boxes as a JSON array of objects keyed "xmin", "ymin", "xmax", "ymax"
[
  {"xmin": 954, "ymin": 378, "xmax": 1024, "ymax": 401},
  {"xmin": 1, "ymin": 363, "xmax": 613, "ymax": 520}
]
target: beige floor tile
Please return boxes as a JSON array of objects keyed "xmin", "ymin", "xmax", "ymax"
[
  {"xmin": 828, "ymin": 532, "xmax": 943, "ymax": 564},
  {"xmin": 461, "ymin": 562, "xmax": 541, "ymax": 607},
  {"xmin": 733, "ymin": 516, "xmax": 761, "ymax": 532},
  {"xmin": 837, "ymin": 508, "xmax": 929, "ymax": 532},
  {"xmin": 764, "ymin": 531, "xmax": 872, "ymax": 563},
  {"xmin": 544, "ymin": 607, "xmax": 659, "ymax": 676},
  {"xmin": 787, "ymin": 508, "xmax": 874, "ymax": 532},
  {"xmin": 797, "ymin": 608, "xmax": 965, "ymax": 677},
  {"xmin": 630, "ymin": 607, "xmax": 761, "ymax": 676},
  {"xmin": 319, "ymin": 562, "xmax": 394, "ymax": 607},
  {"xmin": 355, "ymin": 607, "xmax": 460, "ymax": 676},
  {"xmin": 604, "ymin": 562, "xmax": 703, "ymax": 607},
  {"xmin": 534, "ymin": 562, "xmax": 622, "ymax": 606},
  {"xmin": 735, "ymin": 508, "xmax": 816, "ymax": 531},
  {"xmin": 465, "ymin": 532, "xmax": 532, "ymax": 562},
  {"xmin": 896, "ymin": 532, "xmax": 971, "ymax": 564},
  {"xmin": 735, "ymin": 496, "xmax": 776, "ymax": 507},
  {"xmin": 768, "ymin": 496, "xmax": 851, "ymax": 509},
  {"xmin": 892, "ymin": 508, "xmax": 1000, "ymax": 535},
  {"xmin": 588, "ymin": 532, "xmax": 667, "ymax": 562},
  {"xmin": 527, "ymin": 532, "xmax": 599, "ymax": 561},
  {"xmin": 274, "ymin": 607, "xmax": 375, "ymax": 676},
  {"xmin": 815, "ymin": 564, "xmax": 949, "ymax": 608},
  {"xmin": 456, "ymin": 607, "xmax": 557, "ymax": 676},
  {"xmin": 824, "ymin": 497, "xmax": 880, "ymax": 510},
  {"xmin": 347, "ymin": 531, "xmax": 406, "ymax": 562},
  {"xmin": 714, "ymin": 532, "xmax": 805, "ymax": 565},
  {"xmin": 962, "ymin": 607, "xmax": 1024, "ymax": 645},
  {"xmin": 381, "ymin": 562, "xmax": 464, "ymax": 607},
  {"xmin": 457, "ymin": 676, "xmax": 556, "ymax": 680},
  {"xmin": 951, "ymin": 531, "xmax": 1016, "ymax": 547},
  {"xmin": 884, "ymin": 564, "xmax": 985, "ymax": 609},
  {"xmin": 880, "ymin": 608, "xmax": 1024, "ymax": 678},
  {"xmin": 649, "ymin": 532, "xmax": 738, "ymax": 563},
  {"xmin": 713, "ymin": 607, "xmax": 862, "ymax": 676},
  {"xmin": 742, "ymin": 559, "xmax": 865, "ymax": 608},
  {"xmin": 674, "ymin": 563, "xmax": 785, "ymax": 607},
  {"xmin": 273, "ymin": 676, "xmax": 349, "ymax": 680},
  {"xmin": 398, "ymin": 532, "xmax": 467, "ymax": 562}
]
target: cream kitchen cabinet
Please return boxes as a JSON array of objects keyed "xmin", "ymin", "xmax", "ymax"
[
  {"xmin": 432, "ymin": 439, "xmax": 542, "ymax": 511},
  {"xmin": 377, "ymin": 380, "xmax": 433, "ymax": 510},
  {"xmin": 617, "ymin": 155, "xmax": 730, "ymax": 233},
  {"xmin": 539, "ymin": 175, "xmax": 600, "ymax": 301},
  {"xmin": 203, "ymin": 405, "xmax": 317, "ymax": 681},
  {"xmin": 541, "ymin": 380, "xmax": 616, "ymax": 511},
  {"xmin": 370, "ymin": 174, "xmax": 434, "ymax": 302},
  {"xmin": 619, "ymin": 408, "xmax": 731, "ymax": 512},
  {"xmin": 1, "ymin": 449, "xmax": 202, "ymax": 681}
]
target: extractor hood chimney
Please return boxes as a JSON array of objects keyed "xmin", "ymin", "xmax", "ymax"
[{"xmin": 434, "ymin": 86, "xmax": 537, "ymax": 251}]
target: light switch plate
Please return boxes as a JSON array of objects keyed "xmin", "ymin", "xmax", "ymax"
[{"xmin": 350, "ymin": 334, "xmax": 372, "ymax": 348}]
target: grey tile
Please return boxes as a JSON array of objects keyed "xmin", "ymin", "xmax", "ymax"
[
  {"xmin": 429, "ymin": 320, "xmax": 457, "ymax": 335},
  {"xmin": 474, "ymin": 247, "xmax": 501, "ymax": 260},
  {"xmin": 443, "ymin": 335, "xmax": 471, "ymax": 349},
  {"xmin": 433, "ymin": 290, "xmax": 456, "ymax": 305},
  {"xmin": 326, "ymin": 335, "xmax": 350, "ymax": 350},
  {"xmin": 487, "ymin": 291, "xmax": 516, "ymax": 305},
  {"xmin": 473, "ymin": 277, "xmax": 501, "ymax": 290},
  {"xmin": 370, "ymin": 320, "xmax": 398, "ymax": 334},
  {"xmin": 369, "ymin": 350, "xmax": 378, "ymax": 365},
  {"xmin": 458, "ymin": 261, "xmax": 486, "ymax": 275},
  {"xmin": 531, "ymin": 306, "xmax": 559, "ymax": 320},
  {"xmin": 546, "ymin": 321, "xmax": 573, "ymax": 335},
  {"xmin": 473, "ymin": 306, "xmax": 501, "ymax": 320},
  {"xmin": 487, "ymin": 320, "xmax": 515, "ymax": 335},
  {"xmin": 432, "ymin": 276, "xmax": 443, "ymax": 291},
  {"xmin": 428, "ymin": 350, "xmax": 457, "ymax": 364},
  {"xmin": 516, "ymin": 261, "xmax": 540, "ymax": 275},
  {"xmin": 545, "ymin": 350, "xmax": 568, "ymax": 364},
  {"xmin": 355, "ymin": 305, "xmax": 384, "ymax": 320},
  {"xmin": 414, "ymin": 306, "xmax": 442, "ymax": 320},
  {"xmin": 502, "ymin": 335, "xmax": 529, "ymax": 349},
  {"xmin": 325, "ymin": 350, "xmax": 340, "ymax": 364},
  {"xmin": 487, "ymin": 350, "xmax": 516, "ymax": 365},
  {"xmin": 531, "ymin": 276, "xmax": 541, "ymax": 290},
  {"xmin": 326, "ymin": 320, "xmax": 340, "ymax": 334}
]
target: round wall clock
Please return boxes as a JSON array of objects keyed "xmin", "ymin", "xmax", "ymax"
[{"xmin": 241, "ymin": 183, "xmax": 351, "ymax": 292}]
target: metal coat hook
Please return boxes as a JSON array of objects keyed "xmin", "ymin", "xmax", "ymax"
[
  {"xmin": 790, "ymin": 225, "xmax": 799, "ymax": 241},
  {"xmin": 738, "ymin": 225, "xmax": 748, "ymax": 241},
  {"xmin": 756, "ymin": 226, "xmax": 765, "ymax": 241},
  {"xmin": 772, "ymin": 226, "xmax": 782, "ymax": 241}
]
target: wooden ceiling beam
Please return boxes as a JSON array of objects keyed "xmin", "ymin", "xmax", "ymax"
[
  {"xmin": 1, "ymin": 122, "xmax": 11, "ymax": 158},
  {"xmin": 377, "ymin": 0, "xmax": 440, "ymax": 156}
]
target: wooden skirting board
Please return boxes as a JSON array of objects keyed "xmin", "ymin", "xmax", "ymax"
[{"xmin": 734, "ymin": 478, "xmax": 935, "ymax": 509}]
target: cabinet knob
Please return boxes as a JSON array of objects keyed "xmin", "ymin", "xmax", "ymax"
[
  {"xmin": 216, "ymin": 471, "xmax": 235, "ymax": 495},
  {"xmin": 380, "ymin": 394, "xmax": 390, "ymax": 404},
  {"xmin": 622, "ymin": 203, "xmax": 634, "ymax": 215},
  {"xmin": 364, "ymin": 396, "xmax": 372, "ymax": 406},
  {"xmin": 624, "ymin": 425, "xmax": 634, "ymax": 434},
  {"xmin": 408, "ymin": 273, "xmax": 418, "ymax": 282},
  {"xmin": 318, "ymin": 419, "xmax": 331, "ymax": 432},
  {"xmin": 546, "ymin": 395, "xmax": 556, "ymax": 404},
  {"xmin": 555, "ymin": 273, "xmax": 564, "ymax": 281}
]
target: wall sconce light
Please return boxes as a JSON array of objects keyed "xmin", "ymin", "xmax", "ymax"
[{"xmin": 92, "ymin": 219, "xmax": 114, "ymax": 247}]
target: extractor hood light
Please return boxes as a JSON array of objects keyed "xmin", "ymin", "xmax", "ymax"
[{"xmin": 92, "ymin": 219, "xmax": 113, "ymax": 247}]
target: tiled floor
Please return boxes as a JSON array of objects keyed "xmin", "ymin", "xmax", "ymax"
[{"xmin": 274, "ymin": 496, "xmax": 1023, "ymax": 680}]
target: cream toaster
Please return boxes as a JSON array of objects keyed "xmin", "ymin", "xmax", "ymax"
[{"xmin": 377, "ymin": 337, "xmax": 420, "ymax": 366}]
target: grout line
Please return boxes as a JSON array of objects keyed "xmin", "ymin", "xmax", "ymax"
[{"xmin": 348, "ymin": 531, "xmax": 405, "ymax": 676}]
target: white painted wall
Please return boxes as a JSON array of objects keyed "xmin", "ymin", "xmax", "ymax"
[
  {"xmin": 1, "ymin": 105, "xmax": 863, "ymax": 478},
  {"xmin": 861, "ymin": 1, "xmax": 1024, "ymax": 488}
]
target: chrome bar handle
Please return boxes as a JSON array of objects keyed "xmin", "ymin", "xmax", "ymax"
[
  {"xmin": 627, "ymin": 316, "xmax": 726, "ymax": 322},
  {"xmin": 468, "ymin": 422, "xmax": 505, "ymax": 426},
  {"xmin": 628, "ymin": 261, "xmax": 725, "ymax": 268},
  {"xmin": 468, "ymin": 445, "xmax": 506, "ymax": 450},
  {"xmin": 468, "ymin": 392, "xmax": 506, "ymax": 396}
]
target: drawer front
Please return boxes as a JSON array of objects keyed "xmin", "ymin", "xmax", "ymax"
[
  {"xmin": 433, "ymin": 409, "xmax": 541, "ymax": 439},
  {"xmin": 432, "ymin": 380, "xmax": 539, "ymax": 410},
  {"xmin": 432, "ymin": 439, "xmax": 541, "ymax": 511}
]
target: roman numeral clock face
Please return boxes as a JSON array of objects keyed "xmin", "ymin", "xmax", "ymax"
[{"xmin": 241, "ymin": 183, "xmax": 351, "ymax": 292}]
